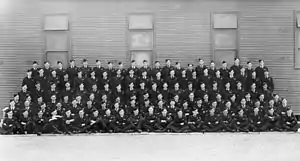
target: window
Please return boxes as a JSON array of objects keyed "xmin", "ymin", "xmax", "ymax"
[
  {"xmin": 127, "ymin": 13, "xmax": 155, "ymax": 67},
  {"xmin": 211, "ymin": 12, "xmax": 239, "ymax": 66}
]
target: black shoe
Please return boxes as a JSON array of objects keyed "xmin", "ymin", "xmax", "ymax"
[{"xmin": 36, "ymin": 132, "xmax": 42, "ymax": 136}]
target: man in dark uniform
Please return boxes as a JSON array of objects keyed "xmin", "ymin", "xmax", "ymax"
[
  {"xmin": 55, "ymin": 61, "xmax": 66, "ymax": 83},
  {"xmin": 124, "ymin": 69, "xmax": 138, "ymax": 90},
  {"xmin": 219, "ymin": 108, "xmax": 235, "ymax": 132},
  {"xmin": 129, "ymin": 107, "xmax": 144, "ymax": 132},
  {"xmin": 168, "ymin": 110, "xmax": 190, "ymax": 133},
  {"xmin": 230, "ymin": 58, "xmax": 242, "ymax": 78},
  {"xmin": 149, "ymin": 82, "xmax": 159, "ymax": 104},
  {"xmin": 62, "ymin": 109, "xmax": 75, "ymax": 134},
  {"xmin": 35, "ymin": 69, "xmax": 48, "ymax": 91},
  {"xmin": 261, "ymin": 83, "xmax": 273, "ymax": 102},
  {"xmin": 139, "ymin": 71, "xmax": 151, "ymax": 90},
  {"xmin": 204, "ymin": 107, "xmax": 222, "ymax": 132},
  {"xmin": 18, "ymin": 109, "xmax": 35, "ymax": 134},
  {"xmin": 107, "ymin": 62, "xmax": 116, "ymax": 79},
  {"xmin": 152, "ymin": 71, "xmax": 164, "ymax": 90},
  {"xmin": 261, "ymin": 70, "xmax": 274, "ymax": 92},
  {"xmin": 102, "ymin": 109, "xmax": 117, "ymax": 133},
  {"xmin": 80, "ymin": 59, "xmax": 92, "ymax": 78},
  {"xmin": 182, "ymin": 82, "xmax": 195, "ymax": 101},
  {"xmin": 44, "ymin": 109, "xmax": 64, "ymax": 134},
  {"xmin": 281, "ymin": 107, "xmax": 299, "ymax": 132},
  {"xmin": 261, "ymin": 107, "xmax": 282, "ymax": 131},
  {"xmin": 234, "ymin": 108, "xmax": 250, "ymax": 132},
  {"xmin": 166, "ymin": 70, "xmax": 177, "ymax": 90},
  {"xmin": 162, "ymin": 59, "xmax": 174, "ymax": 80},
  {"xmin": 93, "ymin": 60, "xmax": 105, "ymax": 80},
  {"xmin": 115, "ymin": 109, "xmax": 134, "ymax": 133},
  {"xmin": 29, "ymin": 61, "xmax": 40, "ymax": 79},
  {"xmin": 140, "ymin": 60, "xmax": 151, "ymax": 77},
  {"xmin": 111, "ymin": 69, "xmax": 124, "ymax": 92},
  {"xmin": 155, "ymin": 108, "xmax": 172, "ymax": 132},
  {"xmin": 245, "ymin": 61, "xmax": 255, "ymax": 81},
  {"xmin": 73, "ymin": 109, "xmax": 90, "ymax": 133},
  {"xmin": 151, "ymin": 61, "xmax": 162, "ymax": 79},
  {"xmin": 174, "ymin": 62, "xmax": 183, "ymax": 79},
  {"xmin": 195, "ymin": 58, "xmax": 207, "ymax": 77},
  {"xmin": 249, "ymin": 83, "xmax": 259, "ymax": 101},
  {"xmin": 255, "ymin": 60, "xmax": 269, "ymax": 81},
  {"xmin": 49, "ymin": 70, "xmax": 61, "ymax": 90},
  {"xmin": 84, "ymin": 71, "xmax": 98, "ymax": 92},
  {"xmin": 32, "ymin": 82, "xmax": 46, "ymax": 103},
  {"xmin": 127, "ymin": 60, "xmax": 140, "ymax": 76},
  {"xmin": 33, "ymin": 110, "xmax": 47, "ymax": 135},
  {"xmin": 246, "ymin": 71, "xmax": 261, "ymax": 92},
  {"xmin": 208, "ymin": 61, "xmax": 217, "ymax": 78},
  {"xmin": 179, "ymin": 70, "xmax": 189, "ymax": 90},
  {"xmin": 219, "ymin": 61, "xmax": 229, "ymax": 79},
  {"xmin": 199, "ymin": 68, "xmax": 211, "ymax": 88},
  {"xmin": 73, "ymin": 70, "xmax": 85, "ymax": 91},
  {"xmin": 66, "ymin": 59, "xmax": 78, "ymax": 85},
  {"xmin": 1, "ymin": 110, "xmax": 19, "ymax": 134},
  {"xmin": 143, "ymin": 106, "xmax": 157, "ymax": 132},
  {"xmin": 187, "ymin": 108, "xmax": 203, "ymax": 132},
  {"xmin": 88, "ymin": 109, "xmax": 105, "ymax": 133},
  {"xmin": 187, "ymin": 64, "xmax": 195, "ymax": 80},
  {"xmin": 248, "ymin": 106, "xmax": 265, "ymax": 132},
  {"xmin": 22, "ymin": 70, "xmax": 35, "ymax": 92}
]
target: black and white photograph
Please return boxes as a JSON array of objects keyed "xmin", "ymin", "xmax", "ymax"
[{"xmin": 0, "ymin": 0, "xmax": 300, "ymax": 161}]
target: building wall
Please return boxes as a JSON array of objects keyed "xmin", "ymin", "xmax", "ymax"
[{"xmin": 0, "ymin": 0, "xmax": 300, "ymax": 114}]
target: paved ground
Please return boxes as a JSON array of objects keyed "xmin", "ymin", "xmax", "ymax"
[{"xmin": 0, "ymin": 132, "xmax": 299, "ymax": 161}]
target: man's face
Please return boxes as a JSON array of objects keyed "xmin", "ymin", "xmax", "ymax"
[
  {"xmin": 199, "ymin": 60, "xmax": 204, "ymax": 65},
  {"xmin": 96, "ymin": 61, "xmax": 101, "ymax": 66},
  {"xmin": 260, "ymin": 61, "xmax": 264, "ymax": 67},
  {"xmin": 222, "ymin": 63, "xmax": 227, "ymax": 68},
  {"xmin": 155, "ymin": 62, "xmax": 160, "ymax": 68},
  {"xmin": 162, "ymin": 109, "xmax": 167, "ymax": 116},
  {"xmin": 234, "ymin": 59, "xmax": 240, "ymax": 65},
  {"xmin": 241, "ymin": 99, "xmax": 246, "ymax": 105},
  {"xmin": 156, "ymin": 72, "xmax": 161, "ymax": 77},
  {"xmin": 33, "ymin": 63, "xmax": 38, "ymax": 68},
  {"xmin": 27, "ymin": 72, "xmax": 32, "ymax": 77},
  {"xmin": 247, "ymin": 63, "xmax": 252, "ymax": 69},
  {"xmin": 58, "ymin": 63, "xmax": 62, "ymax": 68},
  {"xmin": 83, "ymin": 61, "xmax": 88, "ymax": 66},
  {"xmin": 44, "ymin": 62, "xmax": 50, "ymax": 68},
  {"xmin": 70, "ymin": 61, "xmax": 75, "ymax": 66},
  {"xmin": 119, "ymin": 64, "xmax": 123, "ymax": 69},
  {"xmin": 108, "ymin": 63, "xmax": 113, "ymax": 68},
  {"xmin": 166, "ymin": 60, "xmax": 171, "ymax": 66}
]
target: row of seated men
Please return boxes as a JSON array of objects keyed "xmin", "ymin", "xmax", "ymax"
[{"xmin": 0, "ymin": 96, "xmax": 299, "ymax": 135}]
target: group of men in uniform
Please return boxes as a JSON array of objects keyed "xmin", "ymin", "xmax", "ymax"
[{"xmin": 0, "ymin": 58, "xmax": 299, "ymax": 135}]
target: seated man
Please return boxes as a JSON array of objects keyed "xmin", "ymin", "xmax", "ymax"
[
  {"xmin": 261, "ymin": 107, "xmax": 282, "ymax": 132},
  {"xmin": 115, "ymin": 109, "xmax": 134, "ymax": 133},
  {"xmin": 143, "ymin": 106, "xmax": 157, "ymax": 132},
  {"xmin": 187, "ymin": 108, "xmax": 203, "ymax": 132},
  {"xmin": 129, "ymin": 108, "xmax": 144, "ymax": 133},
  {"xmin": 1, "ymin": 110, "xmax": 19, "ymax": 135},
  {"xmin": 102, "ymin": 109, "xmax": 117, "ymax": 133},
  {"xmin": 18, "ymin": 109, "xmax": 35, "ymax": 134},
  {"xmin": 234, "ymin": 109, "xmax": 250, "ymax": 132},
  {"xmin": 204, "ymin": 107, "xmax": 222, "ymax": 132},
  {"xmin": 168, "ymin": 110, "xmax": 189, "ymax": 133},
  {"xmin": 88, "ymin": 108, "xmax": 105, "ymax": 133},
  {"xmin": 281, "ymin": 107, "xmax": 299, "ymax": 132},
  {"xmin": 155, "ymin": 108, "xmax": 173, "ymax": 132},
  {"xmin": 44, "ymin": 109, "xmax": 64, "ymax": 134},
  {"xmin": 73, "ymin": 109, "xmax": 90, "ymax": 133},
  {"xmin": 248, "ymin": 106, "xmax": 264, "ymax": 132},
  {"xmin": 219, "ymin": 109, "xmax": 235, "ymax": 132},
  {"xmin": 62, "ymin": 109, "xmax": 75, "ymax": 134},
  {"xmin": 33, "ymin": 110, "xmax": 47, "ymax": 136}
]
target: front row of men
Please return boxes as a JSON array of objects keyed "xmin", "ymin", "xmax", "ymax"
[{"xmin": 1, "ymin": 103, "xmax": 299, "ymax": 135}]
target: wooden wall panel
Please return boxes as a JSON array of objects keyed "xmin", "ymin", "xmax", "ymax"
[{"xmin": 1, "ymin": 0, "xmax": 300, "ymax": 114}]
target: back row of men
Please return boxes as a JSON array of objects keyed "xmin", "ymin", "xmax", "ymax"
[{"xmin": 21, "ymin": 58, "xmax": 274, "ymax": 102}]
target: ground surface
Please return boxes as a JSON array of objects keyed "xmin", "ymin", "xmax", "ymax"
[{"xmin": 0, "ymin": 132, "xmax": 299, "ymax": 161}]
